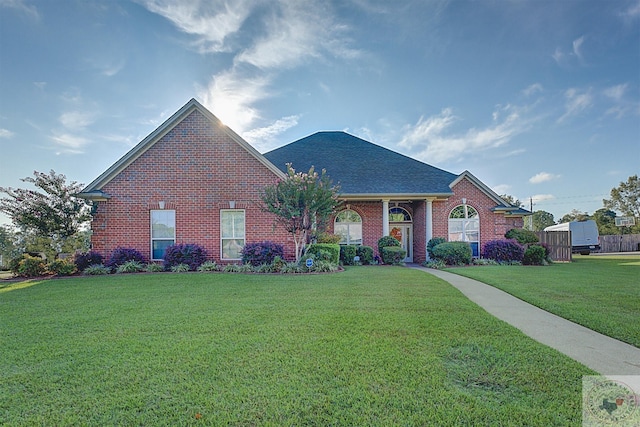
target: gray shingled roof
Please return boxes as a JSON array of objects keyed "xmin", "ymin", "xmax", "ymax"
[{"xmin": 263, "ymin": 131, "xmax": 458, "ymax": 196}]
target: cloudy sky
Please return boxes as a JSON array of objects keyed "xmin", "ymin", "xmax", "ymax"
[{"xmin": 1, "ymin": 0, "xmax": 638, "ymax": 224}]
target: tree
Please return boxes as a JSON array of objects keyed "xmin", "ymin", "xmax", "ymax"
[
  {"xmin": 603, "ymin": 175, "xmax": 640, "ymax": 218},
  {"xmin": 0, "ymin": 170, "xmax": 91, "ymax": 256},
  {"xmin": 500, "ymin": 194, "xmax": 524, "ymax": 208},
  {"xmin": 592, "ymin": 208, "xmax": 619, "ymax": 235},
  {"xmin": 0, "ymin": 225, "xmax": 20, "ymax": 268},
  {"xmin": 559, "ymin": 209, "xmax": 590, "ymax": 223},
  {"xmin": 261, "ymin": 164, "xmax": 341, "ymax": 261},
  {"xmin": 531, "ymin": 210, "xmax": 555, "ymax": 231}
]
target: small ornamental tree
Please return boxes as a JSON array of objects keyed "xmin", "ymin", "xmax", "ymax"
[
  {"xmin": 261, "ymin": 164, "xmax": 341, "ymax": 261},
  {"xmin": 0, "ymin": 170, "xmax": 91, "ymax": 256}
]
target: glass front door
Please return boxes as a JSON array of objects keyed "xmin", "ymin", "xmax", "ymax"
[{"xmin": 390, "ymin": 224, "xmax": 413, "ymax": 262}]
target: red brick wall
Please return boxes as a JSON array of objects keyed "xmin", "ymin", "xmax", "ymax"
[
  {"xmin": 90, "ymin": 109, "xmax": 294, "ymax": 262},
  {"xmin": 431, "ymin": 177, "xmax": 524, "ymax": 255}
]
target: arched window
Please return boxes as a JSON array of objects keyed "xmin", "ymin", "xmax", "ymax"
[
  {"xmin": 389, "ymin": 207, "xmax": 411, "ymax": 222},
  {"xmin": 334, "ymin": 209, "xmax": 362, "ymax": 245},
  {"xmin": 448, "ymin": 204, "xmax": 480, "ymax": 257}
]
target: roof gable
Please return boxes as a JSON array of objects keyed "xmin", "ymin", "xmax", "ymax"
[
  {"xmin": 264, "ymin": 131, "xmax": 457, "ymax": 196},
  {"xmin": 80, "ymin": 99, "xmax": 284, "ymax": 197},
  {"xmin": 452, "ymin": 171, "xmax": 531, "ymax": 216}
]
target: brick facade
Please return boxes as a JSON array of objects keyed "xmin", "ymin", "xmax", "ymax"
[
  {"xmin": 84, "ymin": 100, "xmax": 527, "ymax": 265},
  {"xmin": 90, "ymin": 109, "xmax": 294, "ymax": 262}
]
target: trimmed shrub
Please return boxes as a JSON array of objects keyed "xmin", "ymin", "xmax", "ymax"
[
  {"xmin": 241, "ymin": 241, "xmax": 284, "ymax": 266},
  {"xmin": 16, "ymin": 255, "xmax": 47, "ymax": 277},
  {"xmin": 316, "ymin": 232, "xmax": 342, "ymax": 244},
  {"xmin": 377, "ymin": 236, "xmax": 401, "ymax": 259},
  {"xmin": 83, "ymin": 264, "xmax": 110, "ymax": 275},
  {"xmin": 482, "ymin": 239, "xmax": 525, "ymax": 263},
  {"xmin": 523, "ymin": 245, "xmax": 547, "ymax": 266},
  {"xmin": 356, "ymin": 246, "xmax": 374, "ymax": 265},
  {"xmin": 427, "ymin": 237, "xmax": 447, "ymax": 259},
  {"xmin": 163, "ymin": 243, "xmax": 207, "ymax": 270},
  {"xmin": 505, "ymin": 228, "xmax": 539, "ymax": 245},
  {"xmin": 48, "ymin": 259, "xmax": 77, "ymax": 276},
  {"xmin": 305, "ymin": 243, "xmax": 340, "ymax": 264},
  {"xmin": 340, "ymin": 245, "xmax": 358, "ymax": 265},
  {"xmin": 431, "ymin": 242, "xmax": 472, "ymax": 266},
  {"xmin": 74, "ymin": 251, "xmax": 104, "ymax": 272},
  {"xmin": 381, "ymin": 246, "xmax": 407, "ymax": 265},
  {"xmin": 116, "ymin": 260, "xmax": 146, "ymax": 273},
  {"xmin": 107, "ymin": 247, "xmax": 145, "ymax": 268}
]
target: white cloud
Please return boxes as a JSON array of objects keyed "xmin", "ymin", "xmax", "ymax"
[
  {"xmin": 140, "ymin": 0, "xmax": 252, "ymax": 53},
  {"xmin": 243, "ymin": 115, "xmax": 300, "ymax": 150},
  {"xmin": 558, "ymin": 87, "xmax": 593, "ymax": 123},
  {"xmin": 59, "ymin": 111, "xmax": 95, "ymax": 130},
  {"xmin": 522, "ymin": 83, "xmax": 543, "ymax": 97},
  {"xmin": 399, "ymin": 105, "xmax": 532, "ymax": 163},
  {"xmin": 492, "ymin": 184, "xmax": 512, "ymax": 195},
  {"xmin": 529, "ymin": 172, "xmax": 560, "ymax": 184},
  {"xmin": 199, "ymin": 69, "xmax": 271, "ymax": 132},
  {"xmin": 50, "ymin": 132, "xmax": 88, "ymax": 153},
  {"xmin": 572, "ymin": 35, "xmax": 585, "ymax": 62},
  {"xmin": 0, "ymin": 128, "xmax": 14, "ymax": 138},
  {"xmin": 531, "ymin": 194, "xmax": 555, "ymax": 203},
  {"xmin": 620, "ymin": 1, "xmax": 640, "ymax": 20},
  {"xmin": 603, "ymin": 83, "xmax": 628, "ymax": 101},
  {"xmin": 0, "ymin": 0, "xmax": 39, "ymax": 20}
]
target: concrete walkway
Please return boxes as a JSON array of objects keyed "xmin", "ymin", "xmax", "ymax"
[{"xmin": 409, "ymin": 265, "xmax": 640, "ymax": 375}]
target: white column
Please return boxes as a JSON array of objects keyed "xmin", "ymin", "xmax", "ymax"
[
  {"xmin": 425, "ymin": 198, "xmax": 434, "ymax": 259},
  {"xmin": 382, "ymin": 199, "xmax": 390, "ymax": 236}
]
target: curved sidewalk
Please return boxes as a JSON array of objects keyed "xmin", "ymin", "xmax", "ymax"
[{"xmin": 409, "ymin": 265, "xmax": 640, "ymax": 375}]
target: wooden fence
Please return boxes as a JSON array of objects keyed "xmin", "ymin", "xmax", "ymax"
[
  {"xmin": 534, "ymin": 231, "xmax": 572, "ymax": 262},
  {"xmin": 598, "ymin": 234, "xmax": 640, "ymax": 253}
]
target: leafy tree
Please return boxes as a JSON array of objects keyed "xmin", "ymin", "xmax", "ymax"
[
  {"xmin": 559, "ymin": 209, "xmax": 590, "ymax": 223},
  {"xmin": 500, "ymin": 194, "xmax": 524, "ymax": 208},
  {"xmin": 0, "ymin": 170, "xmax": 91, "ymax": 256},
  {"xmin": 592, "ymin": 208, "xmax": 619, "ymax": 235},
  {"xmin": 261, "ymin": 164, "xmax": 341, "ymax": 261},
  {"xmin": 531, "ymin": 210, "xmax": 555, "ymax": 231},
  {"xmin": 0, "ymin": 225, "xmax": 20, "ymax": 268},
  {"xmin": 603, "ymin": 175, "xmax": 639, "ymax": 218}
]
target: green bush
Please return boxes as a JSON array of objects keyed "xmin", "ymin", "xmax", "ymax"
[
  {"xmin": 377, "ymin": 236, "xmax": 401, "ymax": 259},
  {"xmin": 523, "ymin": 245, "xmax": 547, "ymax": 266},
  {"xmin": 431, "ymin": 242, "xmax": 472, "ymax": 266},
  {"xmin": 316, "ymin": 232, "xmax": 342, "ymax": 244},
  {"xmin": 47, "ymin": 259, "xmax": 77, "ymax": 276},
  {"xmin": 356, "ymin": 246, "xmax": 374, "ymax": 265},
  {"xmin": 83, "ymin": 264, "xmax": 110, "ymax": 275},
  {"xmin": 427, "ymin": 237, "xmax": 447, "ymax": 259},
  {"xmin": 340, "ymin": 245, "xmax": 358, "ymax": 265},
  {"xmin": 422, "ymin": 259, "xmax": 446, "ymax": 269},
  {"xmin": 381, "ymin": 246, "xmax": 407, "ymax": 265},
  {"xmin": 170, "ymin": 263, "xmax": 191, "ymax": 273},
  {"xmin": 505, "ymin": 228, "xmax": 539, "ymax": 245},
  {"xmin": 146, "ymin": 263, "xmax": 165, "ymax": 272},
  {"xmin": 196, "ymin": 261, "xmax": 219, "ymax": 272},
  {"xmin": 116, "ymin": 260, "xmax": 146, "ymax": 273},
  {"xmin": 17, "ymin": 255, "xmax": 47, "ymax": 277},
  {"xmin": 305, "ymin": 243, "xmax": 340, "ymax": 264}
]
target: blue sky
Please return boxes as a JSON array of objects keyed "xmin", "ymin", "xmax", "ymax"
[{"xmin": 1, "ymin": 0, "xmax": 639, "ymax": 226}]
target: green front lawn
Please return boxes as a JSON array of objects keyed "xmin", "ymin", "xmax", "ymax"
[
  {"xmin": 447, "ymin": 254, "xmax": 640, "ymax": 347},
  {"xmin": 1, "ymin": 267, "xmax": 591, "ymax": 425}
]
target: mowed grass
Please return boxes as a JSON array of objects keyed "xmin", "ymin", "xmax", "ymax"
[
  {"xmin": 1, "ymin": 267, "xmax": 592, "ymax": 426},
  {"xmin": 447, "ymin": 254, "xmax": 640, "ymax": 347}
]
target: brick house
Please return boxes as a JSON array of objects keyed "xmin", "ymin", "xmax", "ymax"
[{"xmin": 79, "ymin": 99, "xmax": 529, "ymax": 264}]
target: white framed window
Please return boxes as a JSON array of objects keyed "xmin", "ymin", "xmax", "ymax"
[
  {"xmin": 389, "ymin": 206, "xmax": 411, "ymax": 222},
  {"xmin": 151, "ymin": 210, "xmax": 175, "ymax": 260},
  {"xmin": 334, "ymin": 209, "xmax": 362, "ymax": 245},
  {"xmin": 448, "ymin": 204, "xmax": 479, "ymax": 257},
  {"xmin": 221, "ymin": 210, "xmax": 245, "ymax": 260}
]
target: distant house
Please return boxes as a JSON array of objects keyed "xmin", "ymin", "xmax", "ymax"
[{"xmin": 79, "ymin": 99, "xmax": 529, "ymax": 264}]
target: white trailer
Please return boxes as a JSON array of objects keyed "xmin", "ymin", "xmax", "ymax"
[{"xmin": 544, "ymin": 220, "xmax": 600, "ymax": 255}]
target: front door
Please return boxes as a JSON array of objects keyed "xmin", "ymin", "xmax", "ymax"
[{"xmin": 390, "ymin": 224, "xmax": 413, "ymax": 262}]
